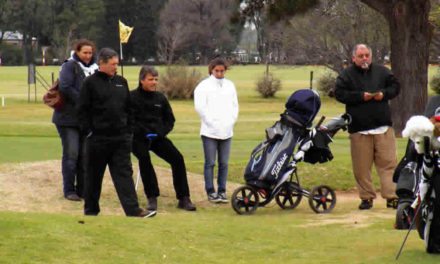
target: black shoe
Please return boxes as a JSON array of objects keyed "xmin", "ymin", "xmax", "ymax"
[
  {"xmin": 147, "ymin": 197, "xmax": 157, "ymax": 211},
  {"xmin": 177, "ymin": 197, "xmax": 197, "ymax": 211},
  {"xmin": 65, "ymin": 193, "xmax": 81, "ymax": 202},
  {"xmin": 386, "ymin": 198, "xmax": 398, "ymax": 209},
  {"xmin": 359, "ymin": 199, "xmax": 373, "ymax": 210},
  {"xmin": 137, "ymin": 208, "xmax": 157, "ymax": 218}
]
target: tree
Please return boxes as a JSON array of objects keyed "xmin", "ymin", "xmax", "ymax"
[
  {"xmin": 360, "ymin": 0, "xmax": 432, "ymax": 134},
  {"xmin": 266, "ymin": 0, "xmax": 389, "ymax": 73},
  {"xmin": 158, "ymin": 0, "xmax": 239, "ymax": 64},
  {"xmin": 239, "ymin": 0, "xmax": 319, "ymax": 58}
]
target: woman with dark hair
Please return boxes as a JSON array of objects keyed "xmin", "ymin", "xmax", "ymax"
[
  {"xmin": 194, "ymin": 58, "xmax": 239, "ymax": 203},
  {"xmin": 53, "ymin": 39, "xmax": 98, "ymax": 201}
]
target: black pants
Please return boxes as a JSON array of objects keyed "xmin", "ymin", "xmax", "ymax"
[
  {"xmin": 132, "ymin": 137, "xmax": 190, "ymax": 199},
  {"xmin": 84, "ymin": 134, "xmax": 140, "ymax": 216}
]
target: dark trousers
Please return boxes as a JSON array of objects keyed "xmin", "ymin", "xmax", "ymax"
[
  {"xmin": 84, "ymin": 134, "xmax": 140, "ymax": 216},
  {"xmin": 56, "ymin": 125, "xmax": 85, "ymax": 197},
  {"xmin": 132, "ymin": 137, "xmax": 190, "ymax": 200}
]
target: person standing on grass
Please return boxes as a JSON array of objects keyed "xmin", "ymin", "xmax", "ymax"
[
  {"xmin": 334, "ymin": 43, "xmax": 400, "ymax": 210},
  {"xmin": 53, "ymin": 39, "xmax": 98, "ymax": 202},
  {"xmin": 194, "ymin": 58, "xmax": 239, "ymax": 203},
  {"xmin": 131, "ymin": 65, "xmax": 196, "ymax": 212},
  {"xmin": 77, "ymin": 48, "xmax": 154, "ymax": 218}
]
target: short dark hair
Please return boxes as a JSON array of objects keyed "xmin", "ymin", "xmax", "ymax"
[
  {"xmin": 139, "ymin": 65, "xmax": 158, "ymax": 83},
  {"xmin": 98, "ymin": 48, "xmax": 118, "ymax": 64},
  {"xmin": 73, "ymin": 39, "xmax": 96, "ymax": 53},
  {"xmin": 208, "ymin": 58, "xmax": 228, "ymax": 74}
]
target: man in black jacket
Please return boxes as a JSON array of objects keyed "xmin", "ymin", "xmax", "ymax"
[
  {"xmin": 77, "ymin": 48, "xmax": 154, "ymax": 218},
  {"xmin": 131, "ymin": 65, "xmax": 196, "ymax": 212},
  {"xmin": 335, "ymin": 44, "xmax": 400, "ymax": 210}
]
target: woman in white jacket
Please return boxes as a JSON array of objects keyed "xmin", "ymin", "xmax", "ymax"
[{"xmin": 194, "ymin": 58, "xmax": 239, "ymax": 203}]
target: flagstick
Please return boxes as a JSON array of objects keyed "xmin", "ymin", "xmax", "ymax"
[{"xmin": 120, "ymin": 41, "xmax": 124, "ymax": 77}]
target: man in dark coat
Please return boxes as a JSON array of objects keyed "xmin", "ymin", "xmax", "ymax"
[
  {"xmin": 335, "ymin": 43, "xmax": 400, "ymax": 210},
  {"xmin": 131, "ymin": 65, "xmax": 196, "ymax": 212},
  {"xmin": 77, "ymin": 48, "xmax": 153, "ymax": 218}
]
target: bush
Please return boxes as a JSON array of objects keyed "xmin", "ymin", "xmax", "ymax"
[
  {"xmin": 256, "ymin": 72, "xmax": 281, "ymax": 98},
  {"xmin": 430, "ymin": 71, "xmax": 440, "ymax": 95},
  {"xmin": 0, "ymin": 43, "xmax": 23, "ymax": 65},
  {"xmin": 317, "ymin": 72, "xmax": 337, "ymax": 97},
  {"xmin": 158, "ymin": 64, "xmax": 203, "ymax": 99}
]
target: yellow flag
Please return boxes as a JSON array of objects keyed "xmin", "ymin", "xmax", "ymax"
[{"xmin": 119, "ymin": 20, "xmax": 134, "ymax": 43}]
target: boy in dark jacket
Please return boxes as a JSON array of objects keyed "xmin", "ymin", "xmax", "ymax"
[{"xmin": 131, "ymin": 65, "xmax": 196, "ymax": 212}]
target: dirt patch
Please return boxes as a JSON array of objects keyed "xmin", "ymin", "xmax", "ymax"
[
  {"xmin": 0, "ymin": 160, "xmax": 397, "ymax": 227},
  {"xmin": 0, "ymin": 160, "xmax": 240, "ymax": 216}
]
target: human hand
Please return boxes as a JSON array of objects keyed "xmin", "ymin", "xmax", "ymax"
[
  {"xmin": 373, "ymin": 92, "xmax": 384, "ymax": 101},
  {"xmin": 363, "ymin": 92, "xmax": 374, "ymax": 101}
]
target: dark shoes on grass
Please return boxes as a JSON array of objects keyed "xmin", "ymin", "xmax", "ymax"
[
  {"xmin": 358, "ymin": 198, "xmax": 398, "ymax": 210},
  {"xmin": 359, "ymin": 199, "xmax": 373, "ymax": 210},
  {"xmin": 178, "ymin": 197, "xmax": 197, "ymax": 211},
  {"xmin": 386, "ymin": 198, "xmax": 398, "ymax": 209},
  {"xmin": 147, "ymin": 197, "xmax": 158, "ymax": 211},
  {"xmin": 65, "ymin": 193, "xmax": 82, "ymax": 202}
]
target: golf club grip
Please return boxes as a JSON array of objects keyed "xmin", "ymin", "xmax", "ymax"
[{"xmin": 315, "ymin": 116, "xmax": 325, "ymax": 128}]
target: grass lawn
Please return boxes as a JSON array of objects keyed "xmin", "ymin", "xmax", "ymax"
[
  {"xmin": 0, "ymin": 65, "xmax": 438, "ymax": 263},
  {"xmin": 1, "ymin": 202, "xmax": 439, "ymax": 264}
]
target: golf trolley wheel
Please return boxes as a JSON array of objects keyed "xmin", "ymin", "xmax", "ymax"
[
  {"xmin": 395, "ymin": 202, "xmax": 415, "ymax": 230},
  {"xmin": 308, "ymin": 185, "xmax": 336, "ymax": 214},
  {"xmin": 231, "ymin": 185, "xmax": 260, "ymax": 215},
  {"xmin": 275, "ymin": 182, "xmax": 303, "ymax": 210}
]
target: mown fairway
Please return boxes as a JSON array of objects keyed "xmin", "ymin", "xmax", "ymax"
[{"xmin": 0, "ymin": 65, "xmax": 438, "ymax": 263}]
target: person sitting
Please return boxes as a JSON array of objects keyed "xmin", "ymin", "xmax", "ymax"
[{"xmin": 131, "ymin": 65, "xmax": 196, "ymax": 212}]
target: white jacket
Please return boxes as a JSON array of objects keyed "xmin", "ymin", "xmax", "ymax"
[{"xmin": 194, "ymin": 75, "xmax": 239, "ymax": 140}]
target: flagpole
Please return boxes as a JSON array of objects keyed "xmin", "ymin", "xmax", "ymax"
[
  {"xmin": 120, "ymin": 42, "xmax": 124, "ymax": 77},
  {"xmin": 118, "ymin": 19, "xmax": 124, "ymax": 77}
]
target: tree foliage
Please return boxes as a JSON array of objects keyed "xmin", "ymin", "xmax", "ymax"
[
  {"xmin": 158, "ymin": 0, "xmax": 239, "ymax": 64},
  {"xmin": 267, "ymin": 0, "xmax": 389, "ymax": 73}
]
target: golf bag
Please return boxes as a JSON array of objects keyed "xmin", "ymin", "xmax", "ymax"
[
  {"xmin": 415, "ymin": 151, "xmax": 440, "ymax": 253},
  {"xmin": 244, "ymin": 89, "xmax": 320, "ymax": 186}
]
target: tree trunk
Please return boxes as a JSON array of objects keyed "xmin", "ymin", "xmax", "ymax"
[
  {"xmin": 361, "ymin": 0, "xmax": 432, "ymax": 136},
  {"xmin": 387, "ymin": 1, "xmax": 432, "ymax": 135}
]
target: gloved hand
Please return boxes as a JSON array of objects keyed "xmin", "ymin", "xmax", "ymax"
[{"xmin": 146, "ymin": 133, "xmax": 158, "ymax": 141}]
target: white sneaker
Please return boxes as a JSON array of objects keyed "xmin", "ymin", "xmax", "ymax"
[{"xmin": 217, "ymin": 192, "xmax": 228, "ymax": 203}]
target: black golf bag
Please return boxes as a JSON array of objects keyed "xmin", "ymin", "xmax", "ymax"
[{"xmin": 244, "ymin": 89, "xmax": 321, "ymax": 188}]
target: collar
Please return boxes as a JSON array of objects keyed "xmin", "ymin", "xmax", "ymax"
[
  {"xmin": 73, "ymin": 53, "xmax": 96, "ymax": 67},
  {"xmin": 96, "ymin": 71, "xmax": 114, "ymax": 80},
  {"xmin": 353, "ymin": 63, "xmax": 373, "ymax": 73}
]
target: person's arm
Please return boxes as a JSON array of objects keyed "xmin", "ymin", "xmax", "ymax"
[
  {"xmin": 123, "ymin": 79, "xmax": 134, "ymax": 134},
  {"xmin": 59, "ymin": 61, "xmax": 80, "ymax": 103},
  {"xmin": 334, "ymin": 73, "xmax": 364, "ymax": 105},
  {"xmin": 161, "ymin": 95, "xmax": 175, "ymax": 137},
  {"xmin": 77, "ymin": 78, "xmax": 92, "ymax": 135},
  {"xmin": 231, "ymin": 83, "xmax": 239, "ymax": 124},
  {"xmin": 194, "ymin": 81, "xmax": 213, "ymax": 127},
  {"xmin": 381, "ymin": 70, "xmax": 400, "ymax": 101}
]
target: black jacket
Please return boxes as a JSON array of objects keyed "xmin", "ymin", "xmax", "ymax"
[
  {"xmin": 52, "ymin": 58, "xmax": 85, "ymax": 126},
  {"xmin": 335, "ymin": 63, "xmax": 400, "ymax": 133},
  {"xmin": 130, "ymin": 87, "xmax": 175, "ymax": 139},
  {"xmin": 77, "ymin": 71, "xmax": 132, "ymax": 136}
]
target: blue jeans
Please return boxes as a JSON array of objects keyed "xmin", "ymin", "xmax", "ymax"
[
  {"xmin": 201, "ymin": 136, "xmax": 232, "ymax": 195},
  {"xmin": 56, "ymin": 125, "xmax": 85, "ymax": 197}
]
